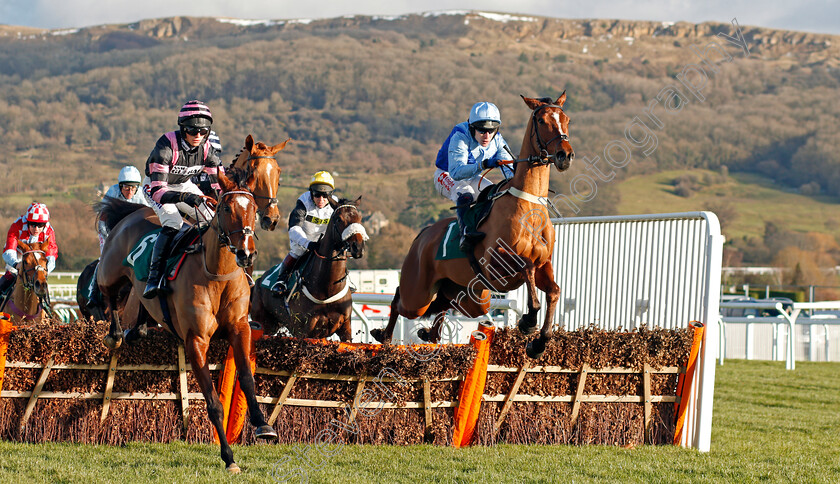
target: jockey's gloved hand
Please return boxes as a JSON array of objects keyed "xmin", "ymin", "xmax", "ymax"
[
  {"xmin": 482, "ymin": 158, "xmax": 501, "ymax": 169},
  {"xmin": 179, "ymin": 193, "xmax": 204, "ymax": 207},
  {"xmin": 307, "ymin": 241, "xmax": 319, "ymax": 251}
]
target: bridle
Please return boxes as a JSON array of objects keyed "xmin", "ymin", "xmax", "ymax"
[
  {"xmin": 19, "ymin": 249, "xmax": 47, "ymax": 291},
  {"xmin": 506, "ymin": 103, "xmax": 570, "ymax": 168},
  {"xmin": 312, "ymin": 204, "xmax": 366, "ymax": 262},
  {"xmin": 246, "ymin": 155, "xmax": 279, "ymax": 214},
  {"xmin": 214, "ymin": 190, "xmax": 257, "ymax": 251}
]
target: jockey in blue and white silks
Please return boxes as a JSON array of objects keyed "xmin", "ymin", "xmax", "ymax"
[{"xmin": 433, "ymin": 101, "xmax": 514, "ymax": 251}]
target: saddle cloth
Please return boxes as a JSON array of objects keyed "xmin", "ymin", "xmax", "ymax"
[{"xmin": 123, "ymin": 228, "xmax": 200, "ymax": 282}]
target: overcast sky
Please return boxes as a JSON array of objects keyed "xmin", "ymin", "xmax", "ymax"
[{"xmin": 1, "ymin": 0, "xmax": 838, "ymax": 35}]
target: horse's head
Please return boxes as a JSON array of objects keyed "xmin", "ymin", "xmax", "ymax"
[
  {"xmin": 326, "ymin": 196, "xmax": 368, "ymax": 259},
  {"xmin": 16, "ymin": 239, "xmax": 49, "ymax": 298},
  {"xmin": 232, "ymin": 134, "xmax": 291, "ymax": 231},
  {"xmin": 521, "ymin": 92, "xmax": 575, "ymax": 172},
  {"xmin": 215, "ymin": 169, "xmax": 259, "ymax": 268}
]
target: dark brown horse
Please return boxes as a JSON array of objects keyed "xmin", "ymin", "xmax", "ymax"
[
  {"xmin": 371, "ymin": 94, "xmax": 574, "ymax": 359},
  {"xmin": 95, "ymin": 171, "xmax": 276, "ymax": 473},
  {"xmin": 3, "ymin": 239, "xmax": 51, "ymax": 324},
  {"xmin": 250, "ymin": 197, "xmax": 367, "ymax": 340},
  {"xmin": 229, "ymin": 135, "xmax": 289, "ymax": 230}
]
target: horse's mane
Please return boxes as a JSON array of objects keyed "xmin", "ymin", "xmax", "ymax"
[{"xmin": 94, "ymin": 198, "xmax": 149, "ymax": 231}]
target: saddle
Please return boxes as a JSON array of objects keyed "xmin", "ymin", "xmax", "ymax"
[{"xmin": 436, "ymin": 182, "xmax": 507, "ymax": 260}]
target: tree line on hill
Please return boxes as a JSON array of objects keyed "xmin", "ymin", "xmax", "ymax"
[{"xmin": 0, "ymin": 14, "xmax": 838, "ymax": 273}]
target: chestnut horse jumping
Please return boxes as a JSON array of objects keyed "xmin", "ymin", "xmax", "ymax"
[
  {"xmin": 250, "ymin": 197, "xmax": 368, "ymax": 340},
  {"xmin": 371, "ymin": 94, "xmax": 574, "ymax": 359},
  {"xmin": 77, "ymin": 135, "xmax": 289, "ymax": 324},
  {"xmin": 229, "ymin": 134, "xmax": 290, "ymax": 231},
  {"xmin": 1, "ymin": 239, "xmax": 52, "ymax": 323},
  {"xmin": 95, "ymin": 171, "xmax": 276, "ymax": 473}
]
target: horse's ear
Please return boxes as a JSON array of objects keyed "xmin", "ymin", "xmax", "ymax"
[
  {"xmin": 270, "ymin": 138, "xmax": 291, "ymax": 155},
  {"xmin": 353, "ymin": 196, "xmax": 362, "ymax": 207},
  {"xmin": 245, "ymin": 135, "xmax": 254, "ymax": 152},
  {"xmin": 521, "ymin": 95, "xmax": 543, "ymax": 111},
  {"xmin": 39, "ymin": 236, "xmax": 50, "ymax": 251},
  {"xmin": 216, "ymin": 170, "xmax": 236, "ymax": 193},
  {"xmin": 555, "ymin": 90, "xmax": 567, "ymax": 107}
]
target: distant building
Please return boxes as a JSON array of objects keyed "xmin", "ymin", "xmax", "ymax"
[{"xmin": 363, "ymin": 211, "xmax": 389, "ymax": 235}]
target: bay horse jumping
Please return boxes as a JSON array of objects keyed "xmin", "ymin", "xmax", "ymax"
[
  {"xmin": 229, "ymin": 134, "xmax": 290, "ymax": 231},
  {"xmin": 371, "ymin": 94, "xmax": 574, "ymax": 359},
  {"xmin": 95, "ymin": 170, "xmax": 277, "ymax": 473},
  {"xmin": 2, "ymin": 239, "xmax": 51, "ymax": 324},
  {"xmin": 250, "ymin": 197, "xmax": 368, "ymax": 340}
]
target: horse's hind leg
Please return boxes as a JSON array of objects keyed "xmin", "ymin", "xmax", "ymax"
[
  {"xmin": 371, "ymin": 287, "xmax": 401, "ymax": 343},
  {"xmin": 229, "ymin": 322, "xmax": 278, "ymax": 441},
  {"xmin": 526, "ymin": 261, "xmax": 560, "ymax": 360},
  {"xmin": 185, "ymin": 333, "xmax": 240, "ymax": 473}
]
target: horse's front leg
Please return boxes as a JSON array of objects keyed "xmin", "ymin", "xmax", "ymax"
[
  {"xmin": 228, "ymin": 319, "xmax": 278, "ymax": 441},
  {"xmin": 515, "ymin": 258, "xmax": 540, "ymax": 335},
  {"xmin": 185, "ymin": 333, "xmax": 240, "ymax": 473},
  {"xmin": 526, "ymin": 261, "xmax": 560, "ymax": 360},
  {"xmin": 102, "ymin": 291, "xmax": 123, "ymax": 350}
]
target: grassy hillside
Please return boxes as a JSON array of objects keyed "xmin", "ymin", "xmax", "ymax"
[{"xmin": 617, "ymin": 169, "xmax": 840, "ymax": 241}]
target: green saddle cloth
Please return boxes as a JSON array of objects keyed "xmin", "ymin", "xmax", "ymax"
[
  {"xmin": 435, "ymin": 196, "xmax": 495, "ymax": 261},
  {"xmin": 123, "ymin": 229, "xmax": 184, "ymax": 282}
]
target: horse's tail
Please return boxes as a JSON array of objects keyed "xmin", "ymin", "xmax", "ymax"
[{"xmin": 94, "ymin": 197, "xmax": 149, "ymax": 231}]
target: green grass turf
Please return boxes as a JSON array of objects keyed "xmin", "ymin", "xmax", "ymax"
[{"xmin": 0, "ymin": 359, "xmax": 838, "ymax": 483}]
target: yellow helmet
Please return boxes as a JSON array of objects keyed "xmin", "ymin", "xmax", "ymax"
[{"xmin": 310, "ymin": 171, "xmax": 335, "ymax": 191}]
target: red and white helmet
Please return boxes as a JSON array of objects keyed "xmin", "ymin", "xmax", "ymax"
[{"xmin": 26, "ymin": 203, "xmax": 50, "ymax": 224}]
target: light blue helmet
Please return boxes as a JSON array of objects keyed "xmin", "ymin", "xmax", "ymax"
[
  {"xmin": 468, "ymin": 102, "xmax": 501, "ymax": 130},
  {"xmin": 118, "ymin": 166, "xmax": 142, "ymax": 185}
]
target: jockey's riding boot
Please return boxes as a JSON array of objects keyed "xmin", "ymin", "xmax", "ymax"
[
  {"xmin": 270, "ymin": 254, "xmax": 299, "ymax": 295},
  {"xmin": 456, "ymin": 193, "xmax": 484, "ymax": 253},
  {"xmin": 143, "ymin": 226, "xmax": 177, "ymax": 300}
]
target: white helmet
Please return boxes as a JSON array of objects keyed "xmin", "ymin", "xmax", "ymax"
[
  {"xmin": 468, "ymin": 102, "xmax": 501, "ymax": 130},
  {"xmin": 118, "ymin": 166, "xmax": 142, "ymax": 185}
]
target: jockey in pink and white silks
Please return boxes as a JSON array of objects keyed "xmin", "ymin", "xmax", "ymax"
[
  {"xmin": 433, "ymin": 101, "xmax": 514, "ymax": 252},
  {"xmin": 141, "ymin": 100, "xmax": 224, "ymax": 299}
]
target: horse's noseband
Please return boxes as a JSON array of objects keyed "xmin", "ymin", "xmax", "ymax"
[
  {"xmin": 215, "ymin": 190, "xmax": 258, "ymax": 251},
  {"xmin": 19, "ymin": 250, "xmax": 47, "ymax": 290},
  {"xmin": 247, "ymin": 155, "xmax": 279, "ymax": 214},
  {"xmin": 531, "ymin": 104, "xmax": 570, "ymax": 167}
]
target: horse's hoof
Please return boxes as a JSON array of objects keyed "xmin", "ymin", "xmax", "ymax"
[
  {"xmin": 417, "ymin": 327, "xmax": 431, "ymax": 342},
  {"xmin": 255, "ymin": 424, "xmax": 278, "ymax": 441},
  {"xmin": 517, "ymin": 317, "xmax": 538, "ymax": 335},
  {"xmin": 526, "ymin": 338, "xmax": 545, "ymax": 360},
  {"xmin": 226, "ymin": 463, "xmax": 241, "ymax": 474},
  {"xmin": 370, "ymin": 329, "xmax": 386, "ymax": 343},
  {"xmin": 103, "ymin": 335, "xmax": 122, "ymax": 350}
]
